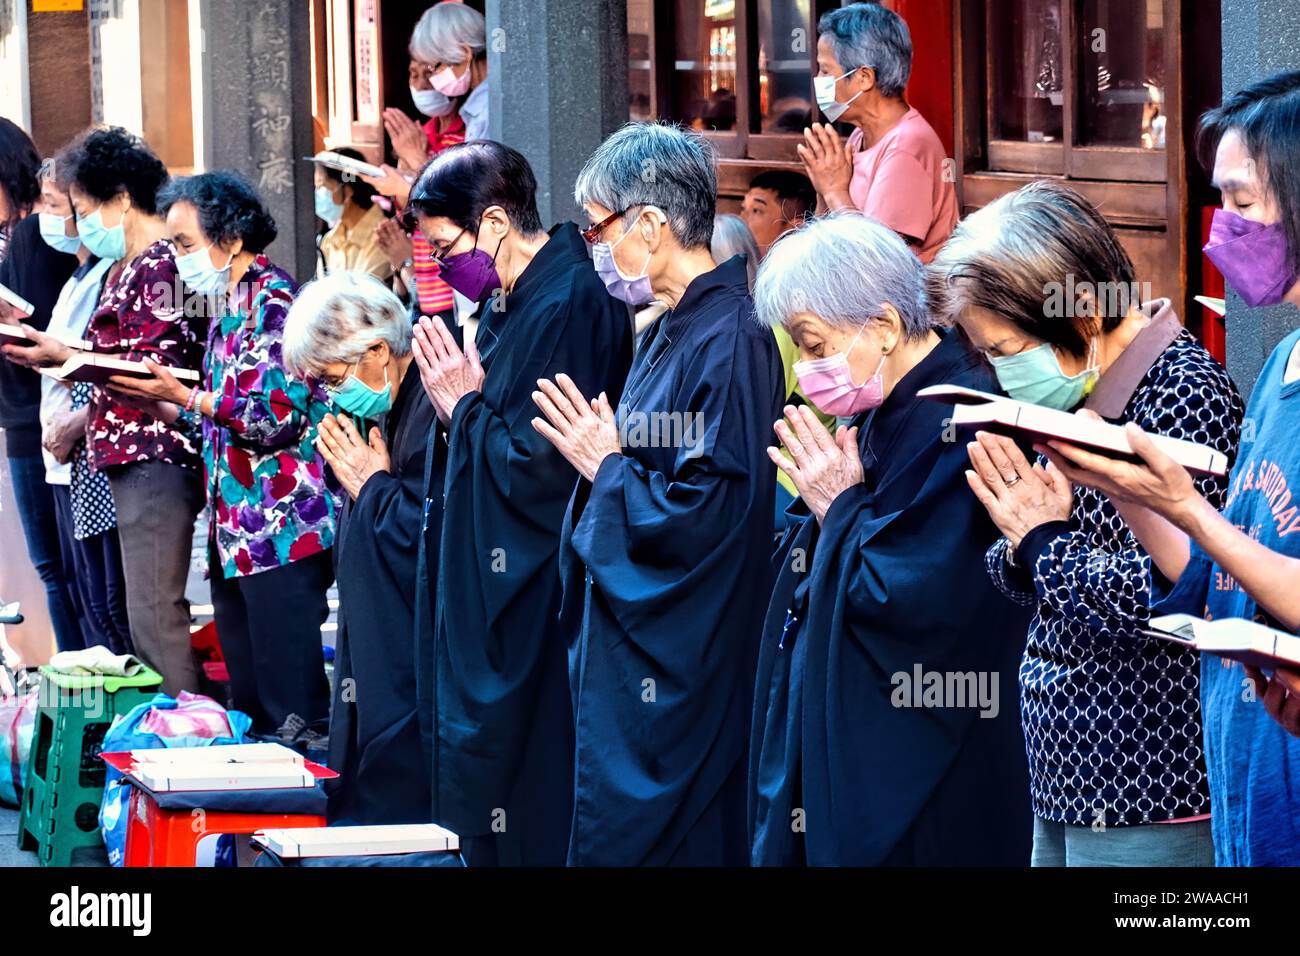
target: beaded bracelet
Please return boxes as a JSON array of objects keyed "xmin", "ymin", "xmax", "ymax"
[{"xmin": 184, "ymin": 386, "xmax": 201, "ymax": 413}]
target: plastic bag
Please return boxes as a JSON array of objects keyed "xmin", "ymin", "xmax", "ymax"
[
  {"xmin": 98, "ymin": 691, "xmax": 252, "ymax": 866},
  {"xmin": 0, "ymin": 690, "xmax": 37, "ymax": 806}
]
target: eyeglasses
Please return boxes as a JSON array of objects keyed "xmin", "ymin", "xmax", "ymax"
[
  {"xmin": 427, "ymin": 226, "xmax": 468, "ymax": 265},
  {"xmin": 580, "ymin": 208, "xmax": 629, "ymax": 244},
  {"xmin": 324, "ymin": 362, "xmax": 358, "ymax": 400}
]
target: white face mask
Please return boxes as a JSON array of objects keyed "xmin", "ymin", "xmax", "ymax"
[
  {"xmin": 410, "ymin": 85, "xmax": 452, "ymax": 118},
  {"xmin": 814, "ymin": 68, "xmax": 863, "ymax": 123}
]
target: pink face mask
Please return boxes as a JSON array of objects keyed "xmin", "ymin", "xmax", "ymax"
[
  {"xmin": 431, "ymin": 63, "xmax": 472, "ymax": 97},
  {"xmin": 792, "ymin": 324, "xmax": 886, "ymax": 416}
]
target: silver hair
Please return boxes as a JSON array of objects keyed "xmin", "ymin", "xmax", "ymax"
[
  {"xmin": 409, "ymin": 2, "xmax": 486, "ymax": 66},
  {"xmin": 753, "ymin": 211, "xmax": 931, "ymax": 339},
  {"xmin": 711, "ymin": 214, "xmax": 759, "ymax": 291},
  {"xmin": 818, "ymin": 3, "xmax": 913, "ymax": 100},
  {"xmin": 282, "ymin": 271, "xmax": 412, "ymax": 378},
  {"xmin": 573, "ymin": 122, "xmax": 717, "ymax": 250}
]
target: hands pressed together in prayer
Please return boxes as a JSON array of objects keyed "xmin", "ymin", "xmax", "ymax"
[
  {"xmin": 964, "ymin": 431, "xmax": 1072, "ymax": 548},
  {"xmin": 315, "ymin": 412, "xmax": 391, "ymax": 499},
  {"xmin": 531, "ymin": 374, "xmax": 621, "ymax": 483},
  {"xmin": 798, "ymin": 122, "xmax": 854, "ymax": 212},
  {"xmin": 769, "ymin": 405, "xmax": 863, "ymax": 524},
  {"xmin": 410, "ymin": 316, "xmax": 485, "ymax": 425}
]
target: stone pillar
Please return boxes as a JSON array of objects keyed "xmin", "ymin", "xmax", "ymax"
[
  {"xmin": 192, "ymin": 0, "xmax": 317, "ymax": 282},
  {"xmin": 1221, "ymin": 0, "xmax": 1300, "ymax": 400},
  {"xmin": 486, "ymin": 0, "xmax": 629, "ymax": 227}
]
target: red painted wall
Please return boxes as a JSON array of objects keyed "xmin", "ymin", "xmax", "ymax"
[{"xmin": 885, "ymin": 0, "xmax": 955, "ymax": 157}]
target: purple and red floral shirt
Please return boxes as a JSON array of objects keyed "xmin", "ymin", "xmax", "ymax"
[
  {"xmin": 87, "ymin": 239, "xmax": 206, "ymax": 472},
  {"xmin": 194, "ymin": 256, "xmax": 339, "ymax": 578}
]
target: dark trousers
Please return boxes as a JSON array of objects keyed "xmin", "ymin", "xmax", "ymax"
[
  {"xmin": 108, "ymin": 460, "xmax": 204, "ymax": 695},
  {"xmin": 50, "ymin": 484, "xmax": 92, "ymax": 651},
  {"xmin": 8, "ymin": 453, "xmax": 82, "ymax": 651},
  {"xmin": 208, "ymin": 547, "xmax": 332, "ymax": 736},
  {"xmin": 68, "ymin": 522, "xmax": 132, "ymax": 656}
]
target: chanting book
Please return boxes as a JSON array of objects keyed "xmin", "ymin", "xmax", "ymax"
[
  {"xmin": 916, "ymin": 384, "xmax": 1229, "ymax": 477},
  {"xmin": 44, "ymin": 352, "xmax": 200, "ymax": 385},
  {"xmin": 1146, "ymin": 614, "xmax": 1300, "ymax": 669},
  {"xmin": 306, "ymin": 150, "xmax": 386, "ymax": 180},
  {"xmin": 0, "ymin": 324, "xmax": 92, "ymax": 351},
  {"xmin": 0, "ymin": 281, "xmax": 35, "ymax": 319},
  {"xmin": 252, "ymin": 824, "xmax": 461, "ymax": 859}
]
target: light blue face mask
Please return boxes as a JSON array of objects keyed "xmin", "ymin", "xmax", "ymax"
[
  {"xmin": 77, "ymin": 204, "xmax": 127, "ymax": 261},
  {"xmin": 315, "ymin": 186, "xmax": 344, "ymax": 227},
  {"xmin": 176, "ymin": 244, "xmax": 234, "ymax": 297},
  {"xmin": 329, "ymin": 359, "xmax": 392, "ymax": 421},
  {"xmin": 989, "ymin": 339, "xmax": 1099, "ymax": 411},
  {"xmin": 38, "ymin": 213, "xmax": 81, "ymax": 255}
]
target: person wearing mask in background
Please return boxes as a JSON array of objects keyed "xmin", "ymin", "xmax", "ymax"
[
  {"xmin": 26, "ymin": 162, "xmax": 116, "ymax": 652},
  {"xmin": 740, "ymin": 169, "xmax": 815, "ymax": 258},
  {"xmin": 0, "ymin": 119, "xmax": 81, "ymax": 650},
  {"xmin": 725, "ymin": 185, "xmax": 834, "ymax": 528},
  {"xmin": 62, "ymin": 127, "xmax": 205, "ymax": 694},
  {"xmin": 930, "ymin": 180, "xmax": 1244, "ymax": 867},
  {"xmin": 799, "ymin": 3, "xmax": 957, "ymax": 264},
  {"xmin": 106, "ymin": 172, "xmax": 336, "ymax": 743},
  {"xmin": 315, "ymin": 147, "xmax": 392, "ymax": 282},
  {"xmin": 10, "ymin": 154, "xmax": 131, "ymax": 656},
  {"xmin": 749, "ymin": 212, "xmax": 1032, "ymax": 866},
  {"xmin": 1039, "ymin": 72, "xmax": 1300, "ymax": 866},
  {"xmin": 361, "ymin": 1, "xmax": 489, "ymax": 208},
  {"xmin": 533, "ymin": 123, "xmax": 784, "ymax": 865},
  {"xmin": 283, "ymin": 272, "xmax": 436, "ymax": 825},
  {"xmin": 404, "ymin": 141, "xmax": 633, "ymax": 866}
]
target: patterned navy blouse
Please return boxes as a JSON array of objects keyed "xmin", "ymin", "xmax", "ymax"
[{"xmin": 987, "ymin": 321, "xmax": 1244, "ymax": 828}]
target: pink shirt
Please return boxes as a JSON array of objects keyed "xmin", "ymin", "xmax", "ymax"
[{"xmin": 846, "ymin": 108, "xmax": 959, "ymax": 264}]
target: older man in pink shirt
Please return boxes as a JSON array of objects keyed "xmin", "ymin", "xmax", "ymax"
[{"xmin": 799, "ymin": 2, "xmax": 958, "ymax": 264}]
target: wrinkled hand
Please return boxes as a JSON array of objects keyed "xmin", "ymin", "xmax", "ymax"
[
  {"xmin": 376, "ymin": 217, "xmax": 415, "ymax": 270},
  {"xmin": 1038, "ymin": 409, "xmax": 1201, "ymax": 528},
  {"xmin": 797, "ymin": 122, "xmax": 854, "ymax": 208},
  {"xmin": 1, "ymin": 323, "xmax": 74, "ymax": 369},
  {"xmin": 1244, "ymin": 665, "xmax": 1300, "ymax": 739},
  {"xmin": 531, "ymin": 374, "xmax": 621, "ymax": 482},
  {"xmin": 769, "ymin": 404, "xmax": 863, "ymax": 524},
  {"xmin": 361, "ymin": 163, "xmax": 414, "ymax": 204},
  {"xmin": 43, "ymin": 407, "xmax": 84, "ymax": 464},
  {"xmin": 315, "ymin": 412, "xmax": 391, "ymax": 499},
  {"xmin": 410, "ymin": 316, "xmax": 484, "ymax": 425},
  {"xmin": 965, "ymin": 430, "xmax": 1072, "ymax": 547},
  {"xmin": 383, "ymin": 108, "xmax": 431, "ymax": 172},
  {"xmin": 107, "ymin": 359, "xmax": 191, "ymax": 406}
]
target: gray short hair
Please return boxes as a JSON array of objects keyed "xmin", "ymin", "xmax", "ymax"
[
  {"xmin": 753, "ymin": 211, "xmax": 931, "ymax": 339},
  {"xmin": 711, "ymin": 214, "xmax": 759, "ymax": 290},
  {"xmin": 574, "ymin": 122, "xmax": 717, "ymax": 250},
  {"xmin": 283, "ymin": 271, "xmax": 412, "ymax": 378},
  {"xmin": 409, "ymin": 2, "xmax": 485, "ymax": 66},
  {"xmin": 819, "ymin": 3, "xmax": 913, "ymax": 99}
]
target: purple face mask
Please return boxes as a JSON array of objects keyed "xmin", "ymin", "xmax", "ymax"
[
  {"xmin": 438, "ymin": 224, "xmax": 503, "ymax": 302},
  {"xmin": 1203, "ymin": 207, "xmax": 1297, "ymax": 308}
]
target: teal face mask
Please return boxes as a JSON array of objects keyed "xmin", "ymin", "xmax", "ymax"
[
  {"xmin": 329, "ymin": 360, "xmax": 392, "ymax": 421},
  {"xmin": 77, "ymin": 204, "xmax": 127, "ymax": 261},
  {"xmin": 989, "ymin": 339, "xmax": 1099, "ymax": 411}
]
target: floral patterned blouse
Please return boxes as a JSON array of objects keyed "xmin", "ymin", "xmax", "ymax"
[
  {"xmin": 193, "ymin": 255, "xmax": 338, "ymax": 579},
  {"xmin": 87, "ymin": 239, "xmax": 207, "ymax": 472}
]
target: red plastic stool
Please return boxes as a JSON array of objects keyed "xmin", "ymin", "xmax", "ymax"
[{"xmin": 122, "ymin": 783, "xmax": 327, "ymax": 867}]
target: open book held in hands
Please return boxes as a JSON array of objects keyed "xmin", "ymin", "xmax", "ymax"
[
  {"xmin": 0, "ymin": 323, "xmax": 92, "ymax": 351},
  {"xmin": 43, "ymin": 352, "xmax": 200, "ymax": 385},
  {"xmin": 1146, "ymin": 614, "xmax": 1300, "ymax": 669},
  {"xmin": 0, "ymin": 281, "xmax": 35, "ymax": 319},
  {"xmin": 916, "ymin": 384, "xmax": 1229, "ymax": 477}
]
